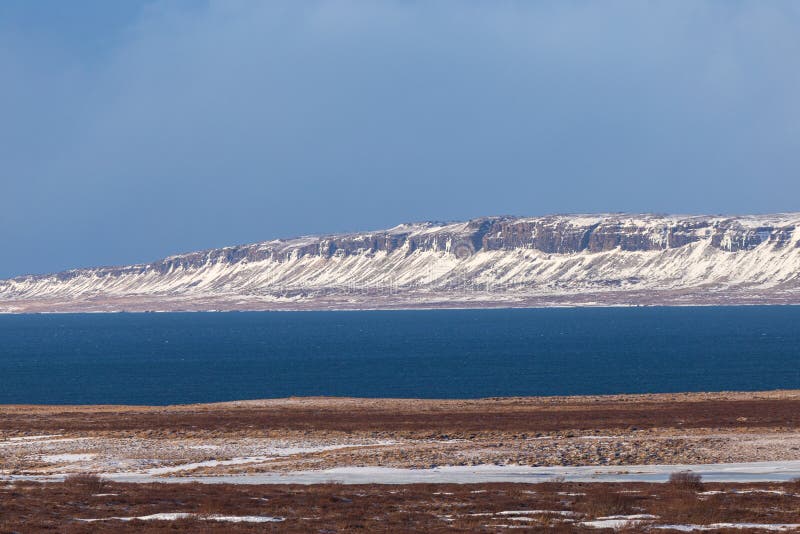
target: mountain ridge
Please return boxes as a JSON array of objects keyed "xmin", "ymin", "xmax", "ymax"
[{"xmin": 2, "ymin": 213, "xmax": 800, "ymax": 312}]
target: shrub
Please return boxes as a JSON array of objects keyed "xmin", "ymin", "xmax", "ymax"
[
  {"xmin": 667, "ymin": 471, "xmax": 703, "ymax": 492},
  {"xmin": 63, "ymin": 473, "xmax": 106, "ymax": 494}
]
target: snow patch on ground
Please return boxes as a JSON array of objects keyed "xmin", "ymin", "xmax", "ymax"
[
  {"xmin": 654, "ymin": 524, "xmax": 800, "ymax": 532},
  {"xmin": 206, "ymin": 515, "xmax": 285, "ymax": 523},
  {"xmin": 581, "ymin": 514, "xmax": 658, "ymax": 528},
  {"xmin": 78, "ymin": 513, "xmax": 284, "ymax": 523},
  {"xmin": 144, "ymin": 442, "xmax": 391, "ymax": 475},
  {"xmin": 7, "ymin": 435, "xmax": 62, "ymax": 441},
  {"xmin": 0, "ymin": 435, "xmax": 90, "ymax": 448},
  {"xmin": 79, "ymin": 513, "xmax": 193, "ymax": 522},
  {"xmin": 146, "ymin": 456, "xmax": 276, "ymax": 475},
  {"xmin": 100, "ymin": 460, "xmax": 800, "ymax": 484},
  {"xmin": 496, "ymin": 510, "xmax": 579, "ymax": 517},
  {"xmin": 40, "ymin": 453, "xmax": 95, "ymax": 463}
]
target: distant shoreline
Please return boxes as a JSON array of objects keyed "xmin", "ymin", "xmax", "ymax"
[
  {"xmin": 5, "ymin": 387, "xmax": 800, "ymax": 409},
  {"xmin": 3, "ymin": 301, "xmax": 800, "ymax": 314}
]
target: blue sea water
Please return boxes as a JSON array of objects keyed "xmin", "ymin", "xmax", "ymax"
[{"xmin": 0, "ymin": 307, "xmax": 798, "ymax": 405}]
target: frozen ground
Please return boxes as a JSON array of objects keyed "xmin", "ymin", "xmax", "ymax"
[
  {"xmin": 4, "ymin": 392, "xmax": 800, "ymax": 491},
  {"xmin": 100, "ymin": 460, "xmax": 800, "ymax": 485},
  {"xmin": 5, "ymin": 430, "xmax": 800, "ymax": 481},
  {"xmin": 6, "ymin": 460, "xmax": 800, "ymax": 485}
]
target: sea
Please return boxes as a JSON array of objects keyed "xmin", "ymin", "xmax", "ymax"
[{"xmin": 0, "ymin": 307, "xmax": 798, "ymax": 405}]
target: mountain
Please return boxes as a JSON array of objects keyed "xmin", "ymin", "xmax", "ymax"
[{"xmin": 2, "ymin": 213, "xmax": 800, "ymax": 312}]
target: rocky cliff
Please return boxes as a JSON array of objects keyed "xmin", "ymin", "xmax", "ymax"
[{"xmin": 2, "ymin": 213, "xmax": 799, "ymax": 311}]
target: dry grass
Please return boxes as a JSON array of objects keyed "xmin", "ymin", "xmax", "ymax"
[
  {"xmin": 4, "ymin": 395, "xmax": 800, "ymax": 435},
  {"xmin": 2, "ymin": 480, "xmax": 799, "ymax": 533},
  {"xmin": 576, "ymin": 490, "xmax": 639, "ymax": 516},
  {"xmin": 63, "ymin": 473, "xmax": 107, "ymax": 494}
]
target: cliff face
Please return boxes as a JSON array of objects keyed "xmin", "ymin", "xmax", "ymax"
[{"xmin": 2, "ymin": 214, "xmax": 800, "ymax": 312}]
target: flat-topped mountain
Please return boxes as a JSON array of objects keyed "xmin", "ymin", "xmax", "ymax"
[{"xmin": 2, "ymin": 213, "xmax": 800, "ymax": 312}]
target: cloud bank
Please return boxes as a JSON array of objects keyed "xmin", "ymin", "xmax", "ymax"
[{"xmin": 2, "ymin": 1, "xmax": 799, "ymax": 276}]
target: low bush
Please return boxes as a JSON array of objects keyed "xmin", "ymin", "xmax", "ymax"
[
  {"xmin": 667, "ymin": 471, "xmax": 704, "ymax": 492},
  {"xmin": 63, "ymin": 473, "xmax": 106, "ymax": 494}
]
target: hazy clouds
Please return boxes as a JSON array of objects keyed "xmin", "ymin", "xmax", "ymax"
[{"xmin": 2, "ymin": 1, "xmax": 799, "ymax": 276}]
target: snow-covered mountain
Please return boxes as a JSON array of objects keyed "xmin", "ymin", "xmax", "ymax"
[{"xmin": 2, "ymin": 213, "xmax": 800, "ymax": 312}]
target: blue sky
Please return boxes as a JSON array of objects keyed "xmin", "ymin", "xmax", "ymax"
[{"xmin": 1, "ymin": 1, "xmax": 799, "ymax": 277}]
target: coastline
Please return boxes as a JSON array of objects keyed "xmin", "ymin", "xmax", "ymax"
[{"xmin": 3, "ymin": 297, "xmax": 800, "ymax": 314}]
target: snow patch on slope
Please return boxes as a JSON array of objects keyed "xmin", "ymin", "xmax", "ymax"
[{"xmin": 2, "ymin": 214, "xmax": 800, "ymax": 311}]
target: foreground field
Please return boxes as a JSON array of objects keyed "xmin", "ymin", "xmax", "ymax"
[
  {"xmin": 2, "ymin": 478, "xmax": 800, "ymax": 532},
  {"xmin": 2, "ymin": 391, "xmax": 800, "ymax": 531}
]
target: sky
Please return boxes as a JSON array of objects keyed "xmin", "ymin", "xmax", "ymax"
[{"xmin": 1, "ymin": 1, "xmax": 799, "ymax": 278}]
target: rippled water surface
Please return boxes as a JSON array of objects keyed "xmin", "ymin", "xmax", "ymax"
[{"xmin": 0, "ymin": 307, "xmax": 798, "ymax": 404}]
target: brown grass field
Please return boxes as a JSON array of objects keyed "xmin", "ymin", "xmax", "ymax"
[
  {"xmin": 3, "ymin": 391, "xmax": 800, "ymax": 435},
  {"xmin": 2, "ymin": 478, "xmax": 800, "ymax": 532},
  {"xmin": 3, "ymin": 391, "xmax": 800, "ymax": 532}
]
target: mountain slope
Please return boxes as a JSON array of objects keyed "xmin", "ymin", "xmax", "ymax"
[{"xmin": 2, "ymin": 213, "xmax": 800, "ymax": 312}]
